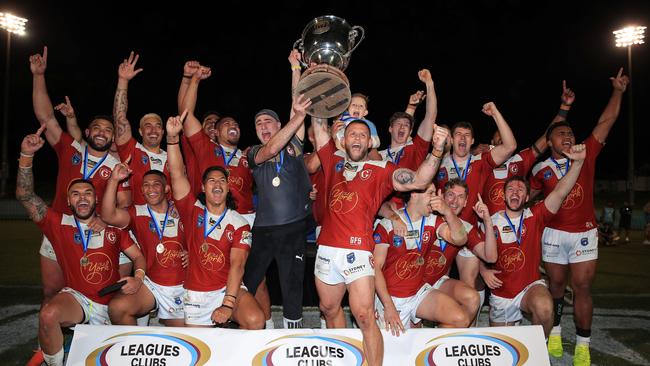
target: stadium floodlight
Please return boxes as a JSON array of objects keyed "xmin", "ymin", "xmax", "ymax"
[
  {"xmin": 0, "ymin": 12, "xmax": 28, "ymax": 197},
  {"xmin": 613, "ymin": 25, "xmax": 645, "ymax": 206}
]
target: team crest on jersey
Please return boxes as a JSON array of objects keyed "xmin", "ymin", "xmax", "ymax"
[
  {"xmin": 174, "ymin": 297, "xmax": 182, "ymax": 305},
  {"xmin": 509, "ymin": 163, "xmax": 519, "ymax": 174},
  {"xmin": 141, "ymin": 155, "xmax": 149, "ymax": 165},
  {"xmin": 71, "ymin": 153, "xmax": 82, "ymax": 165},
  {"xmin": 240, "ymin": 231, "xmax": 252, "ymax": 246},
  {"xmin": 346, "ymin": 252, "xmax": 355, "ymax": 264},
  {"xmin": 335, "ymin": 161, "xmax": 344, "ymax": 172},
  {"xmin": 580, "ymin": 237, "xmax": 589, "ymax": 246},
  {"xmin": 543, "ymin": 170, "xmax": 553, "ymax": 180},
  {"xmin": 197, "ymin": 214, "xmax": 205, "ymax": 227},
  {"xmin": 286, "ymin": 144, "xmax": 296, "ymax": 157},
  {"xmin": 226, "ymin": 230, "xmax": 234, "ymax": 242},
  {"xmin": 422, "ymin": 231, "xmax": 431, "ymax": 243},
  {"xmin": 393, "ymin": 236, "xmax": 403, "ymax": 247},
  {"xmin": 373, "ymin": 233, "xmax": 382, "ymax": 244},
  {"xmin": 359, "ymin": 169, "xmax": 372, "ymax": 181},
  {"xmin": 214, "ymin": 147, "xmax": 222, "ymax": 157},
  {"xmin": 74, "ymin": 231, "xmax": 82, "ymax": 244},
  {"xmin": 148, "ymin": 220, "xmax": 157, "ymax": 233},
  {"xmin": 99, "ymin": 166, "xmax": 111, "ymax": 179},
  {"xmin": 106, "ymin": 231, "xmax": 117, "ymax": 244},
  {"xmin": 241, "ymin": 157, "xmax": 248, "ymax": 167},
  {"xmin": 437, "ymin": 170, "xmax": 446, "ymax": 180}
]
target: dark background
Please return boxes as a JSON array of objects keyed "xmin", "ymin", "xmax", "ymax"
[{"xmin": 1, "ymin": 0, "xmax": 649, "ymax": 192}]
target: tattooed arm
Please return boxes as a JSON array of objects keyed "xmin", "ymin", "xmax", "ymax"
[
  {"xmin": 392, "ymin": 126, "xmax": 448, "ymax": 191},
  {"xmin": 16, "ymin": 128, "xmax": 48, "ymax": 222},
  {"xmin": 113, "ymin": 51, "xmax": 143, "ymax": 146}
]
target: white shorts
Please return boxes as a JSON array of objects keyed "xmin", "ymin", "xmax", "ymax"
[
  {"xmin": 457, "ymin": 246, "xmax": 476, "ymax": 258},
  {"xmin": 489, "ymin": 279, "xmax": 547, "ymax": 324},
  {"xmin": 375, "ymin": 283, "xmax": 433, "ymax": 329},
  {"xmin": 183, "ymin": 285, "xmax": 246, "ymax": 326},
  {"xmin": 314, "ymin": 245, "xmax": 375, "ymax": 285},
  {"xmin": 143, "ymin": 277, "xmax": 184, "ymax": 320},
  {"xmin": 60, "ymin": 287, "xmax": 111, "ymax": 325},
  {"xmin": 542, "ymin": 228, "xmax": 598, "ymax": 264},
  {"xmin": 241, "ymin": 213, "xmax": 256, "ymax": 228},
  {"xmin": 315, "ymin": 226, "xmax": 321, "ymax": 240},
  {"xmin": 432, "ymin": 275, "xmax": 450, "ymax": 290},
  {"xmin": 40, "ymin": 235, "xmax": 131, "ymax": 264}
]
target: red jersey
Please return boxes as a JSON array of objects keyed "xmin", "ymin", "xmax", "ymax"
[
  {"xmin": 174, "ymin": 193, "xmax": 252, "ymax": 292},
  {"xmin": 317, "ymin": 140, "xmax": 396, "ymax": 252},
  {"xmin": 483, "ymin": 148, "xmax": 537, "ymax": 213},
  {"xmin": 127, "ymin": 203, "xmax": 186, "ymax": 286},
  {"xmin": 436, "ymin": 151, "xmax": 497, "ymax": 225},
  {"xmin": 187, "ymin": 131, "xmax": 254, "ymax": 214},
  {"xmin": 379, "ymin": 135, "xmax": 431, "ymax": 170},
  {"xmin": 530, "ymin": 134, "xmax": 602, "ymax": 232},
  {"xmin": 117, "ymin": 137, "xmax": 170, "ymax": 206},
  {"xmin": 423, "ymin": 219, "xmax": 482, "ymax": 285},
  {"xmin": 490, "ymin": 202, "xmax": 554, "ymax": 298},
  {"xmin": 37, "ymin": 209, "xmax": 135, "ymax": 304},
  {"xmin": 374, "ymin": 212, "xmax": 443, "ymax": 298},
  {"xmin": 181, "ymin": 135, "xmax": 203, "ymax": 196},
  {"xmin": 308, "ymin": 150, "xmax": 345, "ymax": 225},
  {"xmin": 52, "ymin": 133, "xmax": 125, "ymax": 215}
]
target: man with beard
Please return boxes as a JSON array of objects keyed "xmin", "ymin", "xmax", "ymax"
[
  {"xmin": 17, "ymin": 128, "xmax": 146, "ymax": 366},
  {"xmin": 102, "ymin": 168, "xmax": 188, "ymax": 327},
  {"xmin": 30, "ymin": 47, "xmax": 131, "ymax": 303},
  {"xmin": 482, "ymin": 81, "xmax": 576, "ymax": 213},
  {"xmin": 530, "ymin": 69, "xmax": 628, "ymax": 365},
  {"xmin": 312, "ymin": 114, "xmax": 448, "ymax": 366},
  {"xmin": 166, "ymin": 112, "xmax": 264, "ymax": 329},
  {"xmin": 486, "ymin": 144, "xmax": 585, "ymax": 342},
  {"xmin": 434, "ymin": 102, "xmax": 516, "ymax": 319},
  {"xmin": 112, "ymin": 52, "xmax": 171, "ymax": 206}
]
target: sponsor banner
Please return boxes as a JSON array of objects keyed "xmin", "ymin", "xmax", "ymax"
[{"xmin": 67, "ymin": 325, "xmax": 548, "ymax": 366}]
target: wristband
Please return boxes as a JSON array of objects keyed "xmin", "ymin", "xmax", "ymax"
[
  {"xmin": 134, "ymin": 268, "xmax": 146, "ymax": 278},
  {"xmin": 166, "ymin": 141, "xmax": 179, "ymax": 145},
  {"xmin": 431, "ymin": 149, "xmax": 444, "ymax": 159},
  {"xmin": 20, "ymin": 152, "xmax": 34, "ymax": 158},
  {"xmin": 225, "ymin": 294, "xmax": 237, "ymax": 299},
  {"xmin": 291, "ymin": 65, "xmax": 301, "ymax": 71},
  {"xmin": 557, "ymin": 108, "xmax": 569, "ymax": 118},
  {"xmin": 183, "ymin": 74, "xmax": 192, "ymax": 79},
  {"xmin": 222, "ymin": 304, "xmax": 233, "ymax": 310},
  {"xmin": 408, "ymin": 102, "xmax": 419, "ymax": 107}
]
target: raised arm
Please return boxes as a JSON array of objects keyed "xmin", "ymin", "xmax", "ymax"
[
  {"xmin": 16, "ymin": 126, "xmax": 48, "ymax": 223},
  {"xmin": 469, "ymin": 195, "xmax": 497, "ymax": 263},
  {"xmin": 101, "ymin": 161, "xmax": 133, "ymax": 228},
  {"xmin": 592, "ymin": 68, "xmax": 629, "ymax": 143},
  {"xmin": 30, "ymin": 46, "xmax": 62, "ymax": 146},
  {"xmin": 177, "ymin": 61, "xmax": 197, "ymax": 113},
  {"xmin": 415, "ymin": 69, "xmax": 438, "ymax": 142},
  {"xmin": 289, "ymin": 49, "xmax": 302, "ymax": 101},
  {"xmin": 253, "ymin": 95, "xmax": 311, "ymax": 165},
  {"xmin": 544, "ymin": 144, "xmax": 586, "ymax": 213},
  {"xmin": 532, "ymin": 80, "xmax": 575, "ymax": 156},
  {"xmin": 431, "ymin": 189, "xmax": 467, "ymax": 246},
  {"xmin": 166, "ymin": 112, "xmax": 191, "ymax": 200},
  {"xmin": 54, "ymin": 96, "xmax": 82, "ymax": 142},
  {"xmin": 180, "ymin": 63, "xmax": 210, "ymax": 138},
  {"xmin": 113, "ymin": 51, "xmax": 143, "ymax": 146},
  {"xmin": 484, "ymin": 102, "xmax": 516, "ymax": 165},
  {"xmin": 405, "ymin": 90, "xmax": 425, "ymax": 116},
  {"xmin": 392, "ymin": 126, "xmax": 448, "ymax": 191}
]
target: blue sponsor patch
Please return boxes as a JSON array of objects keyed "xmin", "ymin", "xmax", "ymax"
[
  {"xmin": 580, "ymin": 237, "xmax": 589, "ymax": 246},
  {"xmin": 373, "ymin": 233, "xmax": 382, "ymax": 244},
  {"xmin": 543, "ymin": 170, "xmax": 553, "ymax": 180},
  {"xmin": 214, "ymin": 147, "xmax": 222, "ymax": 157},
  {"xmin": 197, "ymin": 214, "xmax": 205, "ymax": 227},
  {"xmin": 141, "ymin": 154, "xmax": 149, "ymax": 165},
  {"xmin": 71, "ymin": 153, "xmax": 81, "ymax": 165},
  {"xmin": 346, "ymin": 252, "xmax": 355, "ymax": 264},
  {"xmin": 393, "ymin": 236, "xmax": 403, "ymax": 247},
  {"xmin": 335, "ymin": 161, "xmax": 344, "ymax": 172},
  {"xmin": 174, "ymin": 296, "xmax": 182, "ymax": 305},
  {"xmin": 149, "ymin": 220, "xmax": 157, "ymax": 232},
  {"xmin": 437, "ymin": 170, "xmax": 446, "ymax": 180},
  {"xmin": 73, "ymin": 231, "xmax": 82, "ymax": 244}
]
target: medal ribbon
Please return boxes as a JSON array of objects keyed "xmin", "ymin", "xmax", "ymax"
[
  {"xmin": 387, "ymin": 145, "xmax": 404, "ymax": 164},
  {"xmin": 503, "ymin": 212, "xmax": 524, "ymax": 245},
  {"xmin": 451, "ymin": 154, "xmax": 472, "ymax": 182},
  {"xmin": 83, "ymin": 146, "xmax": 108, "ymax": 179},
  {"xmin": 275, "ymin": 150, "xmax": 284, "ymax": 177},
  {"xmin": 403, "ymin": 207, "xmax": 425, "ymax": 253},
  {"xmin": 550, "ymin": 157, "xmax": 570, "ymax": 177},
  {"xmin": 74, "ymin": 217, "xmax": 92, "ymax": 258},
  {"xmin": 219, "ymin": 145, "xmax": 238, "ymax": 166},
  {"xmin": 147, "ymin": 205, "xmax": 170, "ymax": 242},
  {"xmin": 204, "ymin": 207, "xmax": 228, "ymax": 240}
]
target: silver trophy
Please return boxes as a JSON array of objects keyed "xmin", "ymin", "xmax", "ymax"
[{"xmin": 293, "ymin": 15, "xmax": 365, "ymax": 118}]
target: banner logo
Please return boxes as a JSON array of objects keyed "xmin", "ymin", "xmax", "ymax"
[
  {"xmin": 252, "ymin": 334, "xmax": 367, "ymax": 366},
  {"xmin": 85, "ymin": 331, "xmax": 211, "ymax": 366},
  {"xmin": 415, "ymin": 332, "xmax": 529, "ymax": 366}
]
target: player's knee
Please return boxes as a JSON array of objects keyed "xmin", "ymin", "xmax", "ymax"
[
  {"xmin": 534, "ymin": 297, "xmax": 554, "ymax": 322},
  {"xmin": 39, "ymin": 304, "xmax": 62, "ymax": 329},
  {"xmin": 108, "ymin": 299, "xmax": 131, "ymax": 322},
  {"xmin": 351, "ymin": 307, "xmax": 375, "ymax": 329},
  {"xmin": 319, "ymin": 301, "xmax": 341, "ymax": 318},
  {"xmin": 239, "ymin": 309, "xmax": 265, "ymax": 330},
  {"xmin": 571, "ymin": 280, "xmax": 593, "ymax": 294},
  {"xmin": 463, "ymin": 289, "xmax": 481, "ymax": 312}
]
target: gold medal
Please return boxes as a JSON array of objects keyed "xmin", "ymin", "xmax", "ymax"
[
  {"xmin": 416, "ymin": 256, "xmax": 425, "ymax": 266},
  {"xmin": 272, "ymin": 176, "xmax": 281, "ymax": 187},
  {"xmin": 80, "ymin": 255, "xmax": 89, "ymax": 267},
  {"xmin": 156, "ymin": 243, "xmax": 165, "ymax": 254},
  {"xmin": 201, "ymin": 242, "xmax": 209, "ymax": 253}
]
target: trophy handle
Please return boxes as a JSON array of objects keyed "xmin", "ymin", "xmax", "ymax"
[
  {"xmin": 292, "ymin": 38, "xmax": 308, "ymax": 68},
  {"xmin": 346, "ymin": 25, "xmax": 366, "ymax": 57}
]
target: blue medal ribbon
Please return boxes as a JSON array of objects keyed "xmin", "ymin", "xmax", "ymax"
[
  {"xmin": 451, "ymin": 154, "xmax": 472, "ymax": 182},
  {"xmin": 74, "ymin": 217, "xmax": 92, "ymax": 257},
  {"xmin": 219, "ymin": 145, "xmax": 238, "ymax": 166},
  {"xmin": 386, "ymin": 145, "xmax": 404, "ymax": 164},
  {"xmin": 403, "ymin": 207, "xmax": 425, "ymax": 253},
  {"xmin": 204, "ymin": 207, "xmax": 228, "ymax": 240},
  {"xmin": 83, "ymin": 146, "xmax": 108, "ymax": 180},
  {"xmin": 503, "ymin": 212, "xmax": 524, "ymax": 245},
  {"xmin": 147, "ymin": 205, "xmax": 170, "ymax": 242},
  {"xmin": 275, "ymin": 150, "xmax": 284, "ymax": 176},
  {"xmin": 550, "ymin": 157, "xmax": 570, "ymax": 177}
]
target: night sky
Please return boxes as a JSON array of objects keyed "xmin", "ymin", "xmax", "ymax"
[{"xmin": 1, "ymin": 0, "xmax": 648, "ymax": 189}]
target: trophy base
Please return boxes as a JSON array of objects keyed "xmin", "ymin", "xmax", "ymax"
[{"xmin": 294, "ymin": 64, "xmax": 351, "ymax": 119}]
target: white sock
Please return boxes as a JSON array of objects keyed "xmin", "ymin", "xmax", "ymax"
[
  {"xmin": 473, "ymin": 289, "xmax": 485, "ymax": 327},
  {"xmin": 283, "ymin": 317, "xmax": 303, "ymax": 329},
  {"xmin": 576, "ymin": 335, "xmax": 591, "ymax": 346},
  {"xmin": 551, "ymin": 325, "xmax": 562, "ymax": 336},
  {"xmin": 136, "ymin": 313, "xmax": 150, "ymax": 326},
  {"xmin": 265, "ymin": 317, "xmax": 274, "ymax": 329},
  {"xmin": 43, "ymin": 348, "xmax": 64, "ymax": 366},
  {"xmin": 320, "ymin": 316, "xmax": 327, "ymax": 329}
]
